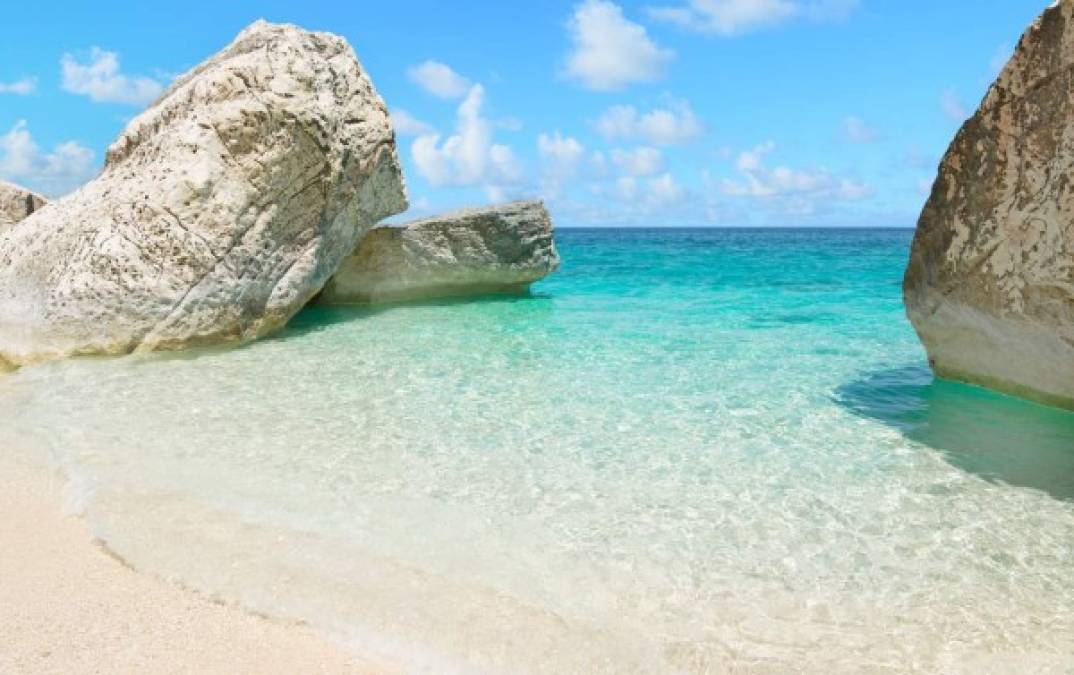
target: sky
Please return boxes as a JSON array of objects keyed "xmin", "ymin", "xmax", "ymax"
[{"xmin": 0, "ymin": 1, "xmax": 1049, "ymax": 227}]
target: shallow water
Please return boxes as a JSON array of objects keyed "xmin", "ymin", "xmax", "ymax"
[{"xmin": 4, "ymin": 228, "xmax": 1074, "ymax": 672}]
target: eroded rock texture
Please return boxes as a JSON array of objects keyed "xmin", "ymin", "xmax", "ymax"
[
  {"xmin": 320, "ymin": 200, "xmax": 560, "ymax": 304},
  {"xmin": 0, "ymin": 181, "xmax": 47, "ymax": 232},
  {"xmin": 0, "ymin": 21, "xmax": 406, "ymax": 369},
  {"xmin": 904, "ymin": 0, "xmax": 1074, "ymax": 409}
]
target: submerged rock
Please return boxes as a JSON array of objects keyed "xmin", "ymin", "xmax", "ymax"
[
  {"xmin": 320, "ymin": 200, "xmax": 560, "ymax": 304},
  {"xmin": 0, "ymin": 21, "xmax": 406, "ymax": 368},
  {"xmin": 0, "ymin": 181, "xmax": 47, "ymax": 232},
  {"xmin": 904, "ymin": 0, "xmax": 1074, "ymax": 409}
]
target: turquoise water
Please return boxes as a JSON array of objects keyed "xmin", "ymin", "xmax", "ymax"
[{"xmin": 4, "ymin": 228, "xmax": 1074, "ymax": 672}]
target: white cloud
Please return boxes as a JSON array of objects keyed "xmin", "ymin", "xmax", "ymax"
[
  {"xmin": 647, "ymin": 172, "xmax": 685, "ymax": 204},
  {"xmin": 607, "ymin": 172, "xmax": 685, "ymax": 207},
  {"xmin": 940, "ymin": 89, "xmax": 968, "ymax": 122},
  {"xmin": 0, "ymin": 78, "xmax": 37, "ymax": 96},
  {"xmin": 538, "ymin": 132, "xmax": 585, "ymax": 168},
  {"xmin": 841, "ymin": 116, "xmax": 880, "ymax": 144},
  {"xmin": 594, "ymin": 98, "xmax": 703, "ymax": 145},
  {"xmin": 411, "ymin": 84, "xmax": 523, "ymax": 200},
  {"xmin": 648, "ymin": 0, "xmax": 859, "ymax": 36},
  {"xmin": 392, "ymin": 109, "xmax": 434, "ymax": 137},
  {"xmin": 0, "ymin": 120, "xmax": 97, "ymax": 197},
  {"xmin": 538, "ymin": 132, "xmax": 585, "ymax": 198},
  {"xmin": 735, "ymin": 139, "xmax": 775, "ymax": 172},
  {"xmin": 565, "ymin": 0, "xmax": 674, "ymax": 91},
  {"xmin": 61, "ymin": 47, "xmax": 163, "ymax": 105},
  {"xmin": 611, "ymin": 146, "xmax": 664, "ymax": 176},
  {"xmin": 720, "ymin": 141, "xmax": 869, "ymax": 212},
  {"xmin": 407, "ymin": 60, "xmax": 472, "ymax": 99}
]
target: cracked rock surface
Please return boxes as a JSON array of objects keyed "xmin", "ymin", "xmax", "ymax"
[
  {"xmin": 320, "ymin": 200, "xmax": 560, "ymax": 305},
  {"xmin": 904, "ymin": 0, "xmax": 1074, "ymax": 409},
  {"xmin": 0, "ymin": 21, "xmax": 406, "ymax": 369},
  {"xmin": 0, "ymin": 182, "xmax": 47, "ymax": 233}
]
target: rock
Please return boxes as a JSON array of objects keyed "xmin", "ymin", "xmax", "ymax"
[
  {"xmin": 0, "ymin": 181, "xmax": 47, "ymax": 232},
  {"xmin": 319, "ymin": 200, "xmax": 560, "ymax": 304},
  {"xmin": 0, "ymin": 21, "xmax": 406, "ymax": 369},
  {"xmin": 904, "ymin": 0, "xmax": 1074, "ymax": 409}
]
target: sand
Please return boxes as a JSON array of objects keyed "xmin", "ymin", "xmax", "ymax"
[{"xmin": 0, "ymin": 451, "xmax": 398, "ymax": 675}]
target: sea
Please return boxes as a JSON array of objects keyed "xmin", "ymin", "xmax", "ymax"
[{"xmin": 3, "ymin": 228, "xmax": 1074, "ymax": 672}]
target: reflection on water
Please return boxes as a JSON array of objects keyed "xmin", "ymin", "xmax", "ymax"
[{"xmin": 836, "ymin": 365, "xmax": 1074, "ymax": 501}]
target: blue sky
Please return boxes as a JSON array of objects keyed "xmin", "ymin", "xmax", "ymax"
[{"xmin": 0, "ymin": 1, "xmax": 1047, "ymax": 226}]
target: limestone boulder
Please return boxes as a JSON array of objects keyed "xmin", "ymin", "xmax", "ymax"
[
  {"xmin": 904, "ymin": 0, "xmax": 1074, "ymax": 409},
  {"xmin": 0, "ymin": 181, "xmax": 46, "ymax": 232},
  {"xmin": 320, "ymin": 200, "xmax": 560, "ymax": 304},
  {"xmin": 0, "ymin": 20, "xmax": 406, "ymax": 369}
]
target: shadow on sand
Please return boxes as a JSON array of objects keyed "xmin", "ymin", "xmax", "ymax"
[{"xmin": 835, "ymin": 364, "xmax": 1074, "ymax": 502}]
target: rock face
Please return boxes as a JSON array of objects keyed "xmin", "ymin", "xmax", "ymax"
[
  {"xmin": 320, "ymin": 201, "xmax": 560, "ymax": 304},
  {"xmin": 0, "ymin": 21, "xmax": 406, "ymax": 369},
  {"xmin": 0, "ymin": 181, "xmax": 46, "ymax": 232},
  {"xmin": 904, "ymin": 0, "xmax": 1074, "ymax": 409}
]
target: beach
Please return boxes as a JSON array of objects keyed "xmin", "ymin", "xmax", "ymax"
[
  {"xmin": 1, "ymin": 229, "xmax": 1072, "ymax": 672},
  {"xmin": 0, "ymin": 450, "xmax": 394, "ymax": 674}
]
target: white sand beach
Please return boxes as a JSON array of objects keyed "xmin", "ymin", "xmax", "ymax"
[{"xmin": 0, "ymin": 451, "xmax": 396, "ymax": 675}]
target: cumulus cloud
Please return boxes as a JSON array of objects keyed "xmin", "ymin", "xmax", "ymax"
[
  {"xmin": 608, "ymin": 172, "xmax": 686, "ymax": 209},
  {"xmin": 611, "ymin": 146, "xmax": 664, "ymax": 176},
  {"xmin": 940, "ymin": 89, "xmax": 968, "ymax": 122},
  {"xmin": 594, "ymin": 98, "xmax": 703, "ymax": 145},
  {"xmin": 841, "ymin": 116, "xmax": 881, "ymax": 144},
  {"xmin": 647, "ymin": 0, "xmax": 859, "ymax": 36},
  {"xmin": 537, "ymin": 131, "xmax": 586, "ymax": 197},
  {"xmin": 411, "ymin": 85, "xmax": 523, "ymax": 200},
  {"xmin": 407, "ymin": 60, "xmax": 472, "ymax": 99},
  {"xmin": 392, "ymin": 109, "xmax": 434, "ymax": 137},
  {"xmin": 61, "ymin": 47, "xmax": 163, "ymax": 105},
  {"xmin": 720, "ymin": 141, "xmax": 869, "ymax": 213},
  {"xmin": 0, "ymin": 120, "xmax": 97, "ymax": 197},
  {"xmin": 565, "ymin": 0, "xmax": 674, "ymax": 91},
  {"xmin": 0, "ymin": 78, "xmax": 37, "ymax": 96}
]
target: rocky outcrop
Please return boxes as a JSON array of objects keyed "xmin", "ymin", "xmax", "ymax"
[
  {"xmin": 0, "ymin": 181, "xmax": 46, "ymax": 232},
  {"xmin": 904, "ymin": 0, "xmax": 1074, "ymax": 409},
  {"xmin": 319, "ymin": 200, "xmax": 560, "ymax": 304},
  {"xmin": 0, "ymin": 21, "xmax": 406, "ymax": 369}
]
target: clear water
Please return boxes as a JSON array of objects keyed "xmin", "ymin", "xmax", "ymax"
[{"xmin": 3, "ymin": 229, "xmax": 1074, "ymax": 672}]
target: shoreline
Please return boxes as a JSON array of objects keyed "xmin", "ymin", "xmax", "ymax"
[{"xmin": 0, "ymin": 449, "xmax": 397, "ymax": 675}]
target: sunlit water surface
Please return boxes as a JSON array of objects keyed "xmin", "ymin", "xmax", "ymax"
[{"xmin": 3, "ymin": 229, "xmax": 1074, "ymax": 672}]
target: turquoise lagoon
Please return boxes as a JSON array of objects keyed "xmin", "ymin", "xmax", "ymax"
[{"xmin": 3, "ymin": 228, "xmax": 1074, "ymax": 671}]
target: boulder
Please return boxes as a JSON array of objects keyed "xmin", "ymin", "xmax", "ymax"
[
  {"xmin": 904, "ymin": 0, "xmax": 1074, "ymax": 409},
  {"xmin": 0, "ymin": 21, "xmax": 406, "ymax": 369},
  {"xmin": 319, "ymin": 200, "xmax": 560, "ymax": 304},
  {"xmin": 0, "ymin": 181, "xmax": 46, "ymax": 232}
]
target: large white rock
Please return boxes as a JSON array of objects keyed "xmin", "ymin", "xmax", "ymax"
[
  {"xmin": 904, "ymin": 0, "xmax": 1074, "ymax": 409},
  {"xmin": 319, "ymin": 200, "xmax": 560, "ymax": 304},
  {"xmin": 0, "ymin": 181, "xmax": 46, "ymax": 232},
  {"xmin": 0, "ymin": 21, "xmax": 406, "ymax": 369}
]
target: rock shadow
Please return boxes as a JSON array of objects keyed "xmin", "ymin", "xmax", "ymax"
[{"xmin": 835, "ymin": 364, "xmax": 1074, "ymax": 501}]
